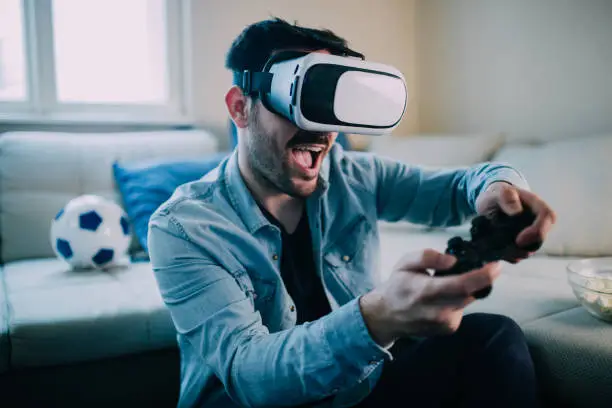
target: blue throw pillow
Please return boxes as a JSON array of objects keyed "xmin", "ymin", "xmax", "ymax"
[{"xmin": 112, "ymin": 153, "xmax": 228, "ymax": 253}]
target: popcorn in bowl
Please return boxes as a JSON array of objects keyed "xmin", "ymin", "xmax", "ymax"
[{"xmin": 567, "ymin": 258, "xmax": 612, "ymax": 322}]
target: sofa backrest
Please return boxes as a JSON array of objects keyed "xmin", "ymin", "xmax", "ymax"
[
  {"xmin": 0, "ymin": 130, "xmax": 219, "ymax": 263},
  {"xmin": 492, "ymin": 133, "xmax": 612, "ymax": 257}
]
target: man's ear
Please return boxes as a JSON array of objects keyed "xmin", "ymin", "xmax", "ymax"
[{"xmin": 225, "ymin": 85, "xmax": 250, "ymax": 129}]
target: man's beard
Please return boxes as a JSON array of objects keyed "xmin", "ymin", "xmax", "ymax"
[
  {"xmin": 245, "ymin": 106, "xmax": 327, "ymax": 198},
  {"xmin": 246, "ymin": 109, "xmax": 299, "ymax": 197}
]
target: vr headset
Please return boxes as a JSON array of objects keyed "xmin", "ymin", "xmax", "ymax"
[{"xmin": 239, "ymin": 50, "xmax": 408, "ymax": 136}]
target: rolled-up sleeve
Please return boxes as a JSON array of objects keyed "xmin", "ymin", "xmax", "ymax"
[{"xmin": 148, "ymin": 212, "xmax": 389, "ymax": 407}]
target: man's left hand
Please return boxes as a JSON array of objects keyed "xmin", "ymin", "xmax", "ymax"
[{"xmin": 475, "ymin": 182, "xmax": 557, "ymax": 263}]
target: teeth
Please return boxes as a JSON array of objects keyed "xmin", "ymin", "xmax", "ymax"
[{"xmin": 294, "ymin": 146, "xmax": 323, "ymax": 152}]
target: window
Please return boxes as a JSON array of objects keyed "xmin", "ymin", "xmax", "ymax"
[
  {"xmin": 0, "ymin": 0, "xmax": 27, "ymax": 101},
  {"xmin": 0, "ymin": 0, "xmax": 191, "ymax": 124}
]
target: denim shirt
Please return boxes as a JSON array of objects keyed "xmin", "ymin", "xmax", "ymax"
[{"xmin": 147, "ymin": 144, "xmax": 529, "ymax": 408}]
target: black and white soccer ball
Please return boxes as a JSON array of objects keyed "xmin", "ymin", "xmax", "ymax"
[{"xmin": 50, "ymin": 195, "xmax": 131, "ymax": 270}]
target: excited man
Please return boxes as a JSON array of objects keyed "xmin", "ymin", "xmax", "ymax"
[{"xmin": 148, "ymin": 18, "xmax": 556, "ymax": 408}]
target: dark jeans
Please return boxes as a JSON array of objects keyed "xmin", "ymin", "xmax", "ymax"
[{"xmin": 355, "ymin": 313, "xmax": 540, "ymax": 408}]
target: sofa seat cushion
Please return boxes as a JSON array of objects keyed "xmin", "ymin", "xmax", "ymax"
[
  {"xmin": 522, "ymin": 307, "xmax": 612, "ymax": 408},
  {"xmin": 2, "ymin": 258, "xmax": 176, "ymax": 369},
  {"xmin": 0, "ymin": 271, "xmax": 9, "ymax": 374}
]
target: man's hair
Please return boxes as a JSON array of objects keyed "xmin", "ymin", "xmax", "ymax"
[{"xmin": 225, "ymin": 17, "xmax": 361, "ymax": 88}]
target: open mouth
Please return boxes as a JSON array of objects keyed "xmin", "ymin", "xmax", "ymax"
[{"xmin": 290, "ymin": 144, "xmax": 325, "ymax": 172}]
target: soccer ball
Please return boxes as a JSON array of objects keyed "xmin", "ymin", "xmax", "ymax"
[{"xmin": 50, "ymin": 195, "xmax": 131, "ymax": 270}]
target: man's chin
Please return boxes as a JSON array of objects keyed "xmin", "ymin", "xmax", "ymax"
[{"xmin": 287, "ymin": 177, "xmax": 319, "ymax": 198}]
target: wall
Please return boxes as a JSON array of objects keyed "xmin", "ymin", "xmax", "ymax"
[
  {"xmin": 417, "ymin": 0, "xmax": 612, "ymax": 142},
  {"xmin": 189, "ymin": 0, "xmax": 418, "ymax": 147}
]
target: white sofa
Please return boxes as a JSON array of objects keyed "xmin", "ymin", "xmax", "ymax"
[
  {"xmin": 0, "ymin": 130, "xmax": 220, "ymax": 407},
  {"xmin": 0, "ymin": 130, "xmax": 611, "ymax": 407}
]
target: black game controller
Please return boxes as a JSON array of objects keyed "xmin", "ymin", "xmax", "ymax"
[{"xmin": 435, "ymin": 209, "xmax": 542, "ymax": 299}]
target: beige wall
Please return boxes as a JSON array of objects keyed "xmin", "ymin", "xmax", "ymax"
[
  {"xmin": 417, "ymin": 0, "xmax": 612, "ymax": 142},
  {"xmin": 189, "ymin": 0, "xmax": 418, "ymax": 148}
]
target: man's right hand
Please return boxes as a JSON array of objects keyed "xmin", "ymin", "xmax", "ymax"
[{"xmin": 359, "ymin": 249, "xmax": 502, "ymax": 347}]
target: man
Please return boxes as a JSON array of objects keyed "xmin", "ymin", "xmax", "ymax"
[{"xmin": 148, "ymin": 18, "xmax": 557, "ymax": 408}]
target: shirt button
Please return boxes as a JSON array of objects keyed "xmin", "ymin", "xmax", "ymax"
[
  {"xmin": 290, "ymin": 305, "xmax": 295, "ymax": 312},
  {"xmin": 369, "ymin": 359, "xmax": 378, "ymax": 365},
  {"xmin": 272, "ymin": 254, "xmax": 279, "ymax": 261},
  {"xmin": 342, "ymin": 255, "xmax": 351, "ymax": 262}
]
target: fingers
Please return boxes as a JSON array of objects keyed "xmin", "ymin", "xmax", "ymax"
[
  {"xmin": 428, "ymin": 262, "xmax": 502, "ymax": 299},
  {"xmin": 426, "ymin": 293, "xmax": 477, "ymax": 309},
  {"xmin": 488, "ymin": 184, "xmax": 557, "ymax": 249},
  {"xmin": 515, "ymin": 189, "xmax": 557, "ymax": 247},
  {"xmin": 394, "ymin": 249, "xmax": 456, "ymax": 273},
  {"xmin": 498, "ymin": 185, "xmax": 523, "ymax": 215}
]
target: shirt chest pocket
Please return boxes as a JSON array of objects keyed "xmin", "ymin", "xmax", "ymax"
[
  {"xmin": 322, "ymin": 215, "xmax": 377, "ymax": 297},
  {"xmin": 237, "ymin": 271, "xmax": 278, "ymax": 318}
]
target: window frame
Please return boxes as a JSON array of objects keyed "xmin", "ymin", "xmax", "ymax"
[{"xmin": 0, "ymin": 0, "xmax": 193, "ymax": 126}]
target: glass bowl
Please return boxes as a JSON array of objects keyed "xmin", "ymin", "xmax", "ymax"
[{"xmin": 567, "ymin": 258, "xmax": 612, "ymax": 322}]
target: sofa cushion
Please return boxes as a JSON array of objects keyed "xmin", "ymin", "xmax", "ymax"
[
  {"xmin": 2, "ymin": 258, "xmax": 176, "ymax": 368},
  {"xmin": 0, "ymin": 130, "xmax": 219, "ymax": 263},
  {"xmin": 369, "ymin": 133, "xmax": 505, "ymax": 168},
  {"xmin": 523, "ymin": 307, "xmax": 612, "ymax": 408},
  {"xmin": 112, "ymin": 153, "xmax": 228, "ymax": 253},
  {"xmin": 492, "ymin": 134, "xmax": 612, "ymax": 257}
]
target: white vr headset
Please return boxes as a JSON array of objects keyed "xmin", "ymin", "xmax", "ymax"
[{"xmin": 239, "ymin": 50, "xmax": 408, "ymax": 135}]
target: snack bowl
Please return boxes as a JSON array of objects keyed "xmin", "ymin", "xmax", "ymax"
[{"xmin": 567, "ymin": 258, "xmax": 612, "ymax": 322}]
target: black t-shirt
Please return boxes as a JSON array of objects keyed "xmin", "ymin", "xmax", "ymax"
[{"xmin": 259, "ymin": 205, "xmax": 332, "ymax": 324}]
